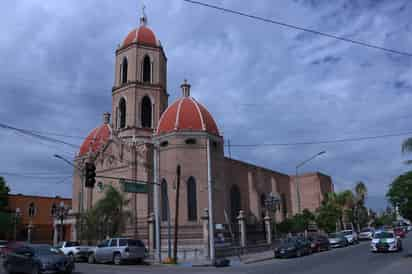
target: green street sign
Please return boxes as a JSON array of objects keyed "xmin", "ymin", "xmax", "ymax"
[{"xmin": 121, "ymin": 181, "xmax": 148, "ymax": 193}]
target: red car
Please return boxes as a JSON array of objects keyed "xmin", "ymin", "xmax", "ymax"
[{"xmin": 394, "ymin": 227, "xmax": 406, "ymax": 238}]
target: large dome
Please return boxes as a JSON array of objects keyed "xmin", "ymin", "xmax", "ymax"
[
  {"xmin": 156, "ymin": 85, "xmax": 220, "ymax": 136},
  {"xmin": 79, "ymin": 121, "xmax": 111, "ymax": 156},
  {"xmin": 122, "ymin": 25, "xmax": 159, "ymax": 48}
]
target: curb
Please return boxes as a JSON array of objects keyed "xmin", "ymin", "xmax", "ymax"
[{"xmin": 243, "ymin": 256, "xmax": 274, "ymax": 264}]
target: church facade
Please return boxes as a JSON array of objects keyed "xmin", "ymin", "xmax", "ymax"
[{"xmin": 71, "ymin": 12, "xmax": 333, "ymax": 259}]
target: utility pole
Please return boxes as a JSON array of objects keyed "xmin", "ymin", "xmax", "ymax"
[
  {"xmin": 207, "ymin": 138, "xmax": 215, "ymax": 261},
  {"xmin": 173, "ymin": 165, "xmax": 181, "ymax": 262},
  {"xmin": 153, "ymin": 145, "xmax": 161, "ymax": 263}
]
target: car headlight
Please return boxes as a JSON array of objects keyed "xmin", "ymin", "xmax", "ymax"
[
  {"xmin": 387, "ymin": 239, "xmax": 395, "ymax": 244},
  {"xmin": 287, "ymin": 247, "xmax": 295, "ymax": 251}
]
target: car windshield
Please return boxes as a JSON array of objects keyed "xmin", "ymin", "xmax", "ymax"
[
  {"xmin": 374, "ymin": 232, "xmax": 394, "ymax": 239},
  {"xmin": 361, "ymin": 228, "xmax": 371, "ymax": 232},
  {"xmin": 33, "ymin": 246, "xmax": 62, "ymax": 255},
  {"xmin": 329, "ymin": 233, "xmax": 342, "ymax": 238},
  {"xmin": 342, "ymin": 231, "xmax": 352, "ymax": 236}
]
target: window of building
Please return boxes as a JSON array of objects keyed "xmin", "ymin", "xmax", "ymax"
[
  {"xmin": 121, "ymin": 57, "xmax": 128, "ymax": 84},
  {"xmin": 160, "ymin": 141, "xmax": 169, "ymax": 147},
  {"xmin": 119, "ymin": 98, "xmax": 126, "ymax": 129},
  {"xmin": 143, "ymin": 55, "xmax": 151, "ymax": 83},
  {"xmin": 230, "ymin": 185, "xmax": 241, "ymax": 222},
  {"xmin": 28, "ymin": 202, "xmax": 36, "ymax": 217},
  {"xmin": 187, "ymin": 177, "xmax": 197, "ymax": 221},
  {"xmin": 51, "ymin": 203, "xmax": 57, "ymax": 216},
  {"xmin": 161, "ymin": 179, "xmax": 169, "ymax": 222},
  {"xmin": 141, "ymin": 96, "xmax": 152, "ymax": 128}
]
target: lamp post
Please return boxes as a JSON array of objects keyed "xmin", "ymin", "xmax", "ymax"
[
  {"xmin": 295, "ymin": 151, "xmax": 326, "ymax": 214},
  {"xmin": 14, "ymin": 208, "xmax": 20, "ymax": 241},
  {"xmin": 54, "ymin": 201, "xmax": 70, "ymax": 242}
]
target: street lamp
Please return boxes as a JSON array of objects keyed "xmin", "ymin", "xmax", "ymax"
[
  {"xmin": 54, "ymin": 201, "xmax": 70, "ymax": 243},
  {"xmin": 295, "ymin": 151, "xmax": 326, "ymax": 214},
  {"xmin": 14, "ymin": 208, "xmax": 20, "ymax": 241}
]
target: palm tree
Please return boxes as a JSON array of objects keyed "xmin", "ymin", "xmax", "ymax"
[
  {"xmin": 354, "ymin": 181, "xmax": 368, "ymax": 232},
  {"xmin": 401, "ymin": 137, "xmax": 412, "ymax": 164},
  {"xmin": 336, "ymin": 190, "xmax": 355, "ymax": 230}
]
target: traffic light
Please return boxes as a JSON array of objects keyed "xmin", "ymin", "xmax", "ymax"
[{"xmin": 85, "ymin": 162, "xmax": 96, "ymax": 188}]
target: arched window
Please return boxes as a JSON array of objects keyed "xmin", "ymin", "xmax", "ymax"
[
  {"xmin": 161, "ymin": 179, "xmax": 169, "ymax": 221},
  {"xmin": 187, "ymin": 177, "xmax": 197, "ymax": 221},
  {"xmin": 51, "ymin": 204, "xmax": 57, "ymax": 216},
  {"xmin": 28, "ymin": 202, "xmax": 36, "ymax": 217},
  {"xmin": 230, "ymin": 185, "xmax": 241, "ymax": 222},
  {"xmin": 143, "ymin": 55, "xmax": 151, "ymax": 83},
  {"xmin": 121, "ymin": 57, "xmax": 128, "ymax": 84},
  {"xmin": 141, "ymin": 96, "xmax": 152, "ymax": 128},
  {"xmin": 119, "ymin": 98, "xmax": 126, "ymax": 129}
]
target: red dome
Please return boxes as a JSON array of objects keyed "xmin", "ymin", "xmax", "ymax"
[
  {"xmin": 79, "ymin": 124, "xmax": 111, "ymax": 156},
  {"xmin": 157, "ymin": 97, "xmax": 220, "ymax": 136},
  {"xmin": 122, "ymin": 26, "xmax": 158, "ymax": 48}
]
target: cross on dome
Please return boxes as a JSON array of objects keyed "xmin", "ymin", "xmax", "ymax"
[{"xmin": 140, "ymin": 4, "xmax": 148, "ymax": 26}]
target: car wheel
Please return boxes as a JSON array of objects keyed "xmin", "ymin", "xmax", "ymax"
[
  {"xmin": 113, "ymin": 253, "xmax": 122, "ymax": 265},
  {"xmin": 88, "ymin": 253, "xmax": 96, "ymax": 264},
  {"xmin": 31, "ymin": 265, "xmax": 40, "ymax": 274},
  {"xmin": 4, "ymin": 263, "xmax": 14, "ymax": 274}
]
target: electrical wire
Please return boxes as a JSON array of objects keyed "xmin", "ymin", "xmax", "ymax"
[{"xmin": 183, "ymin": 0, "xmax": 412, "ymax": 57}]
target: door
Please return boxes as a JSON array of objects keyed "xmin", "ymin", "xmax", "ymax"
[
  {"xmin": 105, "ymin": 239, "xmax": 118, "ymax": 262},
  {"xmin": 94, "ymin": 240, "xmax": 109, "ymax": 263}
]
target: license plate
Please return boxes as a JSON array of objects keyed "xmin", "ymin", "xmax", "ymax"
[{"xmin": 280, "ymin": 250, "xmax": 285, "ymax": 254}]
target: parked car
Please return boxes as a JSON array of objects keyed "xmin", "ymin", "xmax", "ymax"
[
  {"xmin": 359, "ymin": 228, "xmax": 374, "ymax": 241},
  {"xmin": 88, "ymin": 238, "xmax": 146, "ymax": 265},
  {"xmin": 328, "ymin": 232, "xmax": 349, "ymax": 248},
  {"xmin": 371, "ymin": 231, "xmax": 402, "ymax": 252},
  {"xmin": 56, "ymin": 241, "xmax": 93, "ymax": 262},
  {"xmin": 1, "ymin": 241, "xmax": 25, "ymax": 259},
  {"xmin": 308, "ymin": 234, "xmax": 330, "ymax": 252},
  {"xmin": 394, "ymin": 227, "xmax": 406, "ymax": 238},
  {"xmin": 274, "ymin": 237, "xmax": 312, "ymax": 258},
  {"xmin": 341, "ymin": 230, "xmax": 359, "ymax": 244},
  {"xmin": 0, "ymin": 240, "xmax": 8, "ymax": 257},
  {"xmin": 2, "ymin": 244, "xmax": 74, "ymax": 274}
]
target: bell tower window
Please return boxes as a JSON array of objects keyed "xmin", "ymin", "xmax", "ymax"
[
  {"xmin": 141, "ymin": 96, "xmax": 152, "ymax": 128},
  {"xmin": 143, "ymin": 55, "xmax": 151, "ymax": 83},
  {"xmin": 121, "ymin": 57, "xmax": 128, "ymax": 84},
  {"xmin": 118, "ymin": 98, "xmax": 126, "ymax": 129}
]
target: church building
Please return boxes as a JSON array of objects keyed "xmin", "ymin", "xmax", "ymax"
[{"xmin": 71, "ymin": 10, "xmax": 333, "ymax": 260}]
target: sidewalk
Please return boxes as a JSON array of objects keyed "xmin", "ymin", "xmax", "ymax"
[{"xmin": 228, "ymin": 250, "xmax": 274, "ymax": 265}]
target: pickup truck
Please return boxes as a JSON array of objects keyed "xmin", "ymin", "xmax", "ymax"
[{"xmin": 56, "ymin": 241, "xmax": 93, "ymax": 262}]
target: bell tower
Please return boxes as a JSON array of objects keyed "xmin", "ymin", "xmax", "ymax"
[{"xmin": 112, "ymin": 8, "xmax": 168, "ymax": 140}]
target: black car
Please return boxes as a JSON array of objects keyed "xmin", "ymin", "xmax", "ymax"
[
  {"xmin": 3, "ymin": 244, "xmax": 75, "ymax": 274},
  {"xmin": 274, "ymin": 237, "xmax": 312, "ymax": 258},
  {"xmin": 308, "ymin": 234, "xmax": 331, "ymax": 252}
]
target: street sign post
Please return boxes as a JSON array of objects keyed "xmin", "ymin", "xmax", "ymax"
[{"xmin": 121, "ymin": 180, "xmax": 148, "ymax": 193}]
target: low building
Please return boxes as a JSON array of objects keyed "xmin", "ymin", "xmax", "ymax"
[{"xmin": 6, "ymin": 194, "xmax": 72, "ymax": 244}]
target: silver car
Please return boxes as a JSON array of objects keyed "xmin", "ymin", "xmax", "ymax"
[{"xmin": 88, "ymin": 238, "xmax": 146, "ymax": 265}]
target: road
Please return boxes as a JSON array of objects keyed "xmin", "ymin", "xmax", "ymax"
[{"xmin": 1, "ymin": 235, "xmax": 411, "ymax": 274}]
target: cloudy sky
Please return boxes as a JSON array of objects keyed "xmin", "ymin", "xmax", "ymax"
[{"xmin": 1, "ymin": 0, "xmax": 412, "ymax": 211}]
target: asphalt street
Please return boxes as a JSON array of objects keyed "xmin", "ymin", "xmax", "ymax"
[{"xmin": 1, "ymin": 235, "xmax": 411, "ymax": 274}]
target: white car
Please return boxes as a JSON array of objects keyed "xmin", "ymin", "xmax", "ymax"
[
  {"xmin": 370, "ymin": 231, "xmax": 402, "ymax": 252},
  {"xmin": 341, "ymin": 230, "xmax": 358, "ymax": 244},
  {"xmin": 56, "ymin": 241, "xmax": 93, "ymax": 261},
  {"xmin": 359, "ymin": 228, "xmax": 374, "ymax": 241}
]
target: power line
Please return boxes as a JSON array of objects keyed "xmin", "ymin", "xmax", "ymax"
[
  {"xmin": 228, "ymin": 130, "xmax": 412, "ymax": 148},
  {"xmin": 183, "ymin": 0, "xmax": 412, "ymax": 57}
]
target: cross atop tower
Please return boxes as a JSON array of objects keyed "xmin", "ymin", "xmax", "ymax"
[{"xmin": 140, "ymin": 4, "xmax": 148, "ymax": 26}]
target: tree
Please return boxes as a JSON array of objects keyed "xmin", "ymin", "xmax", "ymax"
[
  {"xmin": 387, "ymin": 171, "xmax": 412, "ymax": 221},
  {"xmin": 353, "ymin": 181, "xmax": 368, "ymax": 231},
  {"xmin": 316, "ymin": 193, "xmax": 341, "ymax": 233},
  {"xmin": 335, "ymin": 190, "xmax": 355, "ymax": 229},
  {"xmin": 401, "ymin": 137, "xmax": 412, "ymax": 164},
  {"xmin": 0, "ymin": 177, "xmax": 12, "ymax": 237},
  {"xmin": 0, "ymin": 176, "xmax": 10, "ymax": 210},
  {"xmin": 80, "ymin": 186, "xmax": 131, "ymax": 242}
]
